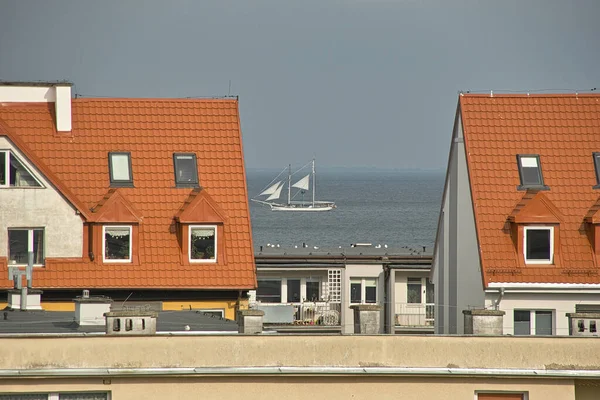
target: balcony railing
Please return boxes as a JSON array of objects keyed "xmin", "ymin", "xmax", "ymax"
[
  {"xmin": 395, "ymin": 303, "xmax": 435, "ymax": 327},
  {"xmin": 251, "ymin": 301, "xmax": 342, "ymax": 326}
]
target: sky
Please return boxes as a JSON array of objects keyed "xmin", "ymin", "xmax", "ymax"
[{"xmin": 0, "ymin": 0, "xmax": 599, "ymax": 170}]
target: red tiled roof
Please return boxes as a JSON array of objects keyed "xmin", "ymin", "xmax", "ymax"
[
  {"xmin": 460, "ymin": 93, "xmax": 600, "ymax": 286},
  {"xmin": 0, "ymin": 98, "xmax": 256, "ymax": 289}
]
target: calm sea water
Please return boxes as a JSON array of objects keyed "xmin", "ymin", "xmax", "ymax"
[{"xmin": 246, "ymin": 169, "xmax": 445, "ymax": 251}]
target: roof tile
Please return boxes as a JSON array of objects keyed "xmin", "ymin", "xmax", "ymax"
[
  {"xmin": 461, "ymin": 94, "xmax": 600, "ymax": 285},
  {"xmin": 0, "ymin": 98, "xmax": 256, "ymax": 290}
]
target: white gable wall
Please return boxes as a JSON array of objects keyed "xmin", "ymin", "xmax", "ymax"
[
  {"xmin": 432, "ymin": 104, "xmax": 485, "ymax": 334},
  {"xmin": 0, "ymin": 137, "xmax": 83, "ymax": 260}
]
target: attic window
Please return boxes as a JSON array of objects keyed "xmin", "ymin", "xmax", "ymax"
[
  {"xmin": 0, "ymin": 150, "xmax": 42, "ymax": 188},
  {"xmin": 593, "ymin": 152, "xmax": 600, "ymax": 188},
  {"xmin": 524, "ymin": 226, "xmax": 553, "ymax": 264},
  {"xmin": 108, "ymin": 152, "xmax": 133, "ymax": 187},
  {"xmin": 517, "ymin": 154, "xmax": 548, "ymax": 190},
  {"xmin": 173, "ymin": 153, "xmax": 199, "ymax": 187}
]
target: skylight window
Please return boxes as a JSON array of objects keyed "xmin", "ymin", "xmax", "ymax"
[
  {"xmin": 593, "ymin": 152, "xmax": 600, "ymax": 188},
  {"xmin": 108, "ymin": 152, "xmax": 133, "ymax": 187},
  {"xmin": 173, "ymin": 153, "xmax": 199, "ymax": 187},
  {"xmin": 517, "ymin": 154, "xmax": 548, "ymax": 190}
]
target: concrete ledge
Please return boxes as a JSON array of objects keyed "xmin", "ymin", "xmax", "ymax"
[
  {"xmin": 350, "ymin": 305, "xmax": 382, "ymax": 312},
  {"xmin": 238, "ymin": 310, "xmax": 265, "ymax": 317},
  {"xmin": 463, "ymin": 309, "xmax": 505, "ymax": 316}
]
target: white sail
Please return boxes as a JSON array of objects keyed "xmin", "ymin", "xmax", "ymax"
[
  {"xmin": 265, "ymin": 182, "xmax": 283, "ymax": 201},
  {"xmin": 292, "ymin": 174, "xmax": 310, "ymax": 191},
  {"xmin": 259, "ymin": 180, "xmax": 282, "ymax": 196}
]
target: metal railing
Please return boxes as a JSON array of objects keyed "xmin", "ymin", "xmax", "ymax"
[
  {"xmin": 293, "ymin": 302, "xmax": 342, "ymax": 326},
  {"xmin": 394, "ymin": 303, "xmax": 435, "ymax": 327},
  {"xmin": 251, "ymin": 301, "xmax": 342, "ymax": 326}
]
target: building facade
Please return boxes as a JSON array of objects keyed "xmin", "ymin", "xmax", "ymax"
[
  {"xmin": 433, "ymin": 93, "xmax": 600, "ymax": 335},
  {"xmin": 0, "ymin": 82, "xmax": 256, "ymax": 318}
]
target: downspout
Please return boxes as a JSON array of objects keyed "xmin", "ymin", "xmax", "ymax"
[{"xmin": 493, "ymin": 288, "xmax": 505, "ymax": 311}]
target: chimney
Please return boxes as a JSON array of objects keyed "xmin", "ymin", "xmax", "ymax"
[
  {"xmin": 74, "ymin": 291, "xmax": 113, "ymax": 326},
  {"xmin": 54, "ymin": 84, "xmax": 72, "ymax": 132},
  {"xmin": 0, "ymin": 81, "xmax": 73, "ymax": 132}
]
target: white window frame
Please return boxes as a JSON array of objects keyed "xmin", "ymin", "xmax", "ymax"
[
  {"xmin": 350, "ymin": 277, "xmax": 378, "ymax": 305},
  {"xmin": 102, "ymin": 225, "xmax": 132, "ymax": 263},
  {"xmin": 7, "ymin": 227, "xmax": 45, "ymax": 266},
  {"xmin": 256, "ymin": 278, "xmax": 282, "ymax": 303},
  {"xmin": 197, "ymin": 309, "xmax": 225, "ymax": 318},
  {"xmin": 513, "ymin": 309, "xmax": 554, "ymax": 336},
  {"xmin": 523, "ymin": 226, "xmax": 554, "ymax": 264},
  {"xmin": 108, "ymin": 151, "xmax": 133, "ymax": 187},
  {"xmin": 189, "ymin": 225, "xmax": 217, "ymax": 263},
  {"xmin": 0, "ymin": 149, "xmax": 43, "ymax": 188}
]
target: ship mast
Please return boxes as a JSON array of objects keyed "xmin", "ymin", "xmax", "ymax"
[
  {"xmin": 312, "ymin": 158, "xmax": 316, "ymax": 207},
  {"xmin": 287, "ymin": 163, "xmax": 292, "ymax": 206}
]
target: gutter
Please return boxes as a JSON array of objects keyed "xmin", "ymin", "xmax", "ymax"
[
  {"xmin": 488, "ymin": 283, "xmax": 600, "ymax": 290},
  {"xmin": 1, "ymin": 367, "xmax": 600, "ymax": 379}
]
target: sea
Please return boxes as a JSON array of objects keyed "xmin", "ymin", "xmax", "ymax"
[{"xmin": 246, "ymin": 168, "xmax": 445, "ymax": 252}]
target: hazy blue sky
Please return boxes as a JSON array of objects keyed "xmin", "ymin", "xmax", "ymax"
[{"xmin": 1, "ymin": 1, "xmax": 598, "ymax": 170}]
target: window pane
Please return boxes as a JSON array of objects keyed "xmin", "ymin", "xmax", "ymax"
[
  {"xmin": 526, "ymin": 229, "xmax": 551, "ymax": 260},
  {"xmin": 257, "ymin": 280, "xmax": 281, "ymax": 302},
  {"xmin": 594, "ymin": 153, "xmax": 600, "ymax": 184},
  {"xmin": 110, "ymin": 153, "xmax": 131, "ymax": 181},
  {"xmin": 521, "ymin": 166, "xmax": 542, "ymax": 185},
  {"xmin": 306, "ymin": 281, "xmax": 320, "ymax": 302},
  {"xmin": 0, "ymin": 151, "xmax": 6, "ymax": 185},
  {"xmin": 535, "ymin": 311, "xmax": 553, "ymax": 335},
  {"xmin": 175, "ymin": 154, "xmax": 198, "ymax": 185},
  {"xmin": 33, "ymin": 229, "xmax": 44, "ymax": 264},
  {"xmin": 350, "ymin": 283, "xmax": 362, "ymax": 303},
  {"xmin": 8, "ymin": 229, "xmax": 28, "ymax": 265},
  {"xmin": 514, "ymin": 310, "xmax": 531, "ymax": 335},
  {"xmin": 9, "ymin": 153, "xmax": 41, "ymax": 187},
  {"xmin": 287, "ymin": 279, "xmax": 300, "ymax": 302},
  {"xmin": 426, "ymin": 280, "xmax": 435, "ymax": 303},
  {"xmin": 0, "ymin": 395, "xmax": 47, "ymax": 400},
  {"xmin": 407, "ymin": 278, "xmax": 422, "ymax": 303},
  {"xmin": 60, "ymin": 393, "xmax": 109, "ymax": 400},
  {"xmin": 190, "ymin": 227, "xmax": 215, "ymax": 260},
  {"xmin": 365, "ymin": 286, "xmax": 377, "ymax": 303},
  {"xmin": 104, "ymin": 227, "xmax": 131, "ymax": 260}
]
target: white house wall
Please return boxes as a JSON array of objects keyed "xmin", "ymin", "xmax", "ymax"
[
  {"xmin": 485, "ymin": 291, "xmax": 600, "ymax": 336},
  {"xmin": 394, "ymin": 271, "xmax": 429, "ymax": 307},
  {"xmin": 253, "ymin": 270, "xmax": 329, "ymax": 303},
  {"xmin": 0, "ymin": 137, "xmax": 83, "ymax": 260},
  {"xmin": 433, "ymin": 105, "xmax": 484, "ymax": 334},
  {"xmin": 343, "ymin": 263, "xmax": 384, "ymax": 334}
]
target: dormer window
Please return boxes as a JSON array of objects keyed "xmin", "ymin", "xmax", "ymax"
[
  {"xmin": 592, "ymin": 152, "xmax": 600, "ymax": 189},
  {"xmin": 0, "ymin": 150, "xmax": 42, "ymax": 188},
  {"xmin": 189, "ymin": 225, "xmax": 216, "ymax": 263},
  {"xmin": 103, "ymin": 226, "xmax": 132, "ymax": 263},
  {"xmin": 524, "ymin": 226, "xmax": 553, "ymax": 264},
  {"xmin": 173, "ymin": 153, "xmax": 199, "ymax": 187},
  {"xmin": 517, "ymin": 154, "xmax": 548, "ymax": 190},
  {"xmin": 108, "ymin": 152, "xmax": 133, "ymax": 187}
]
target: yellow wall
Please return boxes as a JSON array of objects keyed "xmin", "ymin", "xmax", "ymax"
[
  {"xmin": 0, "ymin": 335, "xmax": 599, "ymax": 399},
  {"xmin": 0, "ymin": 298, "xmax": 249, "ymax": 319},
  {"xmin": 0, "ymin": 377, "xmax": 579, "ymax": 400}
]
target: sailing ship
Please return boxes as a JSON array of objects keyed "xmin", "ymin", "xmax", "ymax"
[{"xmin": 251, "ymin": 159, "xmax": 336, "ymax": 212}]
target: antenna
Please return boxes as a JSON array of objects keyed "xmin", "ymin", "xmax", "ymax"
[
  {"xmin": 120, "ymin": 292, "xmax": 134, "ymax": 309},
  {"xmin": 228, "ymin": 80, "xmax": 232, "ymax": 96}
]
